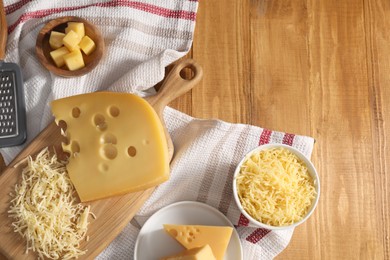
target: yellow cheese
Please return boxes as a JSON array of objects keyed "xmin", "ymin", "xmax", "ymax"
[
  {"xmin": 62, "ymin": 30, "xmax": 82, "ymax": 51},
  {"xmin": 65, "ymin": 22, "xmax": 85, "ymax": 39},
  {"xmin": 50, "ymin": 46, "xmax": 70, "ymax": 67},
  {"xmin": 236, "ymin": 147, "xmax": 317, "ymax": 226},
  {"xmin": 161, "ymin": 245, "xmax": 216, "ymax": 260},
  {"xmin": 49, "ymin": 31, "xmax": 65, "ymax": 49},
  {"xmin": 51, "ymin": 92, "xmax": 169, "ymax": 202},
  {"xmin": 79, "ymin": 35, "xmax": 96, "ymax": 55},
  {"xmin": 63, "ymin": 49, "xmax": 85, "ymax": 71},
  {"xmin": 8, "ymin": 148, "xmax": 92, "ymax": 259},
  {"xmin": 163, "ymin": 225, "xmax": 233, "ymax": 260}
]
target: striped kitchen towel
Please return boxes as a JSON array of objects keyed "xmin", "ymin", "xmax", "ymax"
[{"xmin": 1, "ymin": 0, "xmax": 315, "ymax": 259}]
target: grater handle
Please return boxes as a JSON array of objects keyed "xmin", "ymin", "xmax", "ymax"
[{"xmin": 0, "ymin": 0, "xmax": 7, "ymax": 60}]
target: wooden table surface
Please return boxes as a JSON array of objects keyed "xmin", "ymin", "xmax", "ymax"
[
  {"xmin": 1, "ymin": 0, "xmax": 389, "ymax": 259},
  {"xmin": 174, "ymin": 0, "xmax": 389, "ymax": 259}
]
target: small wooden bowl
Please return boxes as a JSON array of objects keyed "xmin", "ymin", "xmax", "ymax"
[{"xmin": 36, "ymin": 16, "xmax": 104, "ymax": 77}]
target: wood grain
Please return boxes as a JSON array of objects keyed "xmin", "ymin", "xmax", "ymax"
[
  {"xmin": 290, "ymin": 0, "xmax": 381, "ymax": 258},
  {"xmin": 0, "ymin": 59, "xmax": 202, "ymax": 259},
  {"xmin": 190, "ymin": 0, "xmax": 251, "ymax": 124},
  {"xmin": 363, "ymin": 0, "xmax": 390, "ymax": 258},
  {"xmin": 0, "ymin": 0, "xmax": 7, "ymax": 60},
  {"xmin": 175, "ymin": 0, "xmax": 389, "ymax": 259}
]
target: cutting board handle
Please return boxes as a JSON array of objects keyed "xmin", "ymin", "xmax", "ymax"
[
  {"xmin": 148, "ymin": 59, "xmax": 203, "ymax": 111},
  {"xmin": 0, "ymin": 0, "xmax": 7, "ymax": 60}
]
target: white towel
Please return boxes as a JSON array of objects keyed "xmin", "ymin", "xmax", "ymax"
[{"xmin": 1, "ymin": 1, "xmax": 315, "ymax": 259}]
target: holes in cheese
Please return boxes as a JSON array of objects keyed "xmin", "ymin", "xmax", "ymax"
[
  {"xmin": 93, "ymin": 114, "xmax": 107, "ymax": 131},
  {"xmin": 101, "ymin": 133, "xmax": 117, "ymax": 144},
  {"xmin": 71, "ymin": 141, "xmax": 80, "ymax": 154},
  {"xmin": 127, "ymin": 146, "xmax": 137, "ymax": 157},
  {"xmin": 102, "ymin": 144, "xmax": 117, "ymax": 160},
  {"xmin": 50, "ymin": 92, "xmax": 169, "ymax": 202},
  {"xmin": 108, "ymin": 105, "xmax": 120, "ymax": 117},
  {"xmin": 72, "ymin": 107, "xmax": 81, "ymax": 118},
  {"xmin": 98, "ymin": 163, "xmax": 109, "ymax": 172},
  {"xmin": 58, "ymin": 120, "xmax": 68, "ymax": 131}
]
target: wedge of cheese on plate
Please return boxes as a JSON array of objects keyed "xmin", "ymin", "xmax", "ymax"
[
  {"xmin": 51, "ymin": 92, "xmax": 170, "ymax": 202},
  {"xmin": 163, "ymin": 224, "xmax": 233, "ymax": 260}
]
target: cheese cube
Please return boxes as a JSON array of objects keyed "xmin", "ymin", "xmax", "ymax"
[
  {"xmin": 65, "ymin": 22, "xmax": 85, "ymax": 39},
  {"xmin": 50, "ymin": 46, "xmax": 70, "ymax": 67},
  {"xmin": 163, "ymin": 225, "xmax": 233, "ymax": 260},
  {"xmin": 63, "ymin": 49, "xmax": 85, "ymax": 71},
  {"xmin": 62, "ymin": 30, "xmax": 82, "ymax": 51},
  {"xmin": 49, "ymin": 31, "xmax": 65, "ymax": 49},
  {"xmin": 161, "ymin": 245, "xmax": 216, "ymax": 260},
  {"xmin": 50, "ymin": 92, "xmax": 170, "ymax": 202},
  {"xmin": 79, "ymin": 36, "xmax": 96, "ymax": 55}
]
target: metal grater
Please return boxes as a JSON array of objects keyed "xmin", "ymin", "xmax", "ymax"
[
  {"xmin": 0, "ymin": 72, "xmax": 17, "ymax": 135},
  {"xmin": 0, "ymin": 69, "xmax": 26, "ymax": 147}
]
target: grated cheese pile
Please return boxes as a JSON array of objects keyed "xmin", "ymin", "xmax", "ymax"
[
  {"xmin": 236, "ymin": 147, "xmax": 317, "ymax": 226},
  {"xmin": 8, "ymin": 148, "xmax": 93, "ymax": 259}
]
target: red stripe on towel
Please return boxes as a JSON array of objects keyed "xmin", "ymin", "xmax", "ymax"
[
  {"xmin": 7, "ymin": 0, "xmax": 196, "ymax": 33},
  {"xmin": 282, "ymin": 133, "xmax": 295, "ymax": 146},
  {"xmin": 6, "ymin": 0, "xmax": 198, "ymax": 15},
  {"xmin": 237, "ymin": 213, "xmax": 250, "ymax": 226},
  {"xmin": 246, "ymin": 228, "xmax": 271, "ymax": 244},
  {"xmin": 259, "ymin": 129, "xmax": 272, "ymax": 145},
  {"xmin": 5, "ymin": 0, "xmax": 31, "ymax": 14}
]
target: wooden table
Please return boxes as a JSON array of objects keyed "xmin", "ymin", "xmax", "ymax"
[
  {"xmin": 1, "ymin": 0, "xmax": 389, "ymax": 259},
  {"xmin": 174, "ymin": 0, "xmax": 388, "ymax": 259}
]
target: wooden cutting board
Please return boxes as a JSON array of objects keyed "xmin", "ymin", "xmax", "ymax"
[{"xmin": 0, "ymin": 59, "xmax": 203, "ymax": 259}]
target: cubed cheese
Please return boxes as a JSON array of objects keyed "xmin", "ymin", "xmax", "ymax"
[
  {"xmin": 62, "ymin": 30, "xmax": 82, "ymax": 51},
  {"xmin": 65, "ymin": 22, "xmax": 85, "ymax": 39},
  {"xmin": 49, "ymin": 31, "xmax": 65, "ymax": 49},
  {"xmin": 50, "ymin": 46, "xmax": 70, "ymax": 67},
  {"xmin": 63, "ymin": 49, "xmax": 85, "ymax": 71},
  {"xmin": 79, "ymin": 36, "xmax": 96, "ymax": 55}
]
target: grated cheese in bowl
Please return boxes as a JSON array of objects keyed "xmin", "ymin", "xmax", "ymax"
[
  {"xmin": 233, "ymin": 144, "xmax": 320, "ymax": 229},
  {"xmin": 8, "ymin": 147, "xmax": 94, "ymax": 259}
]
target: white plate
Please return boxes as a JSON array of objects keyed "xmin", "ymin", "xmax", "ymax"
[{"xmin": 134, "ymin": 201, "xmax": 243, "ymax": 260}]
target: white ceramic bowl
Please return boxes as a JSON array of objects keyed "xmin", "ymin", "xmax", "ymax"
[{"xmin": 232, "ymin": 143, "xmax": 320, "ymax": 230}]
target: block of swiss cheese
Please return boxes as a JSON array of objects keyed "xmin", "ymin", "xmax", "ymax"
[{"xmin": 51, "ymin": 92, "xmax": 169, "ymax": 202}]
